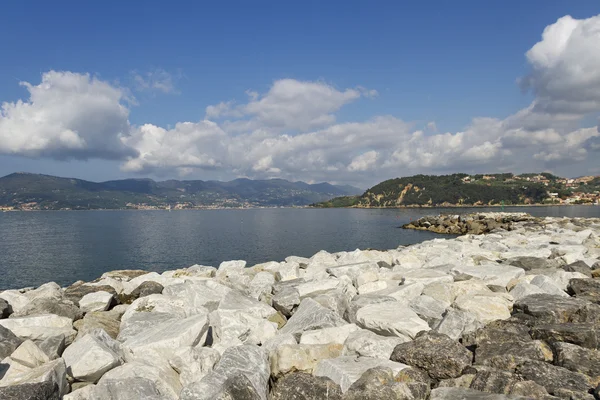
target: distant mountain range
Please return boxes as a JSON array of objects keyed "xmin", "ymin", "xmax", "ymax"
[{"xmin": 0, "ymin": 173, "xmax": 362, "ymax": 210}]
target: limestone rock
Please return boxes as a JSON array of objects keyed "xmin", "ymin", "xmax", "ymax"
[
  {"xmin": 342, "ymin": 329, "xmax": 408, "ymax": 359},
  {"xmin": 279, "ymin": 298, "xmax": 347, "ymax": 339},
  {"xmin": 62, "ymin": 329, "xmax": 124, "ymax": 383},
  {"xmin": 529, "ymin": 275, "xmax": 569, "ymax": 297},
  {"xmin": 10, "ymin": 297, "xmax": 83, "ymax": 321},
  {"xmin": 516, "ymin": 360, "xmax": 592, "ymax": 394},
  {"xmin": 391, "ymin": 331, "xmax": 472, "ymax": 380},
  {"xmin": 530, "ymin": 323, "xmax": 600, "ymax": 349},
  {"xmin": 430, "ymin": 387, "xmax": 528, "ymax": 399},
  {"xmin": 0, "ymin": 314, "xmax": 76, "ymax": 344},
  {"xmin": 0, "ymin": 381, "xmax": 60, "ymax": 400},
  {"xmin": 218, "ymin": 290, "xmax": 277, "ymax": 319},
  {"xmin": 509, "ymin": 282, "xmax": 545, "ymax": 301},
  {"xmin": 209, "ymin": 309, "xmax": 277, "ymax": 347},
  {"xmin": 0, "ymin": 358, "xmax": 68, "ymax": 397},
  {"xmin": 355, "ymin": 301, "xmax": 430, "ymax": 339},
  {"xmin": 0, "ymin": 298, "xmax": 9, "ymax": 319},
  {"xmin": 313, "ymin": 356, "xmax": 409, "ymax": 393},
  {"xmin": 0, "ymin": 325, "xmax": 23, "ymax": 359},
  {"xmin": 344, "ymin": 294, "xmax": 396, "ymax": 324},
  {"xmin": 64, "ymin": 283, "xmax": 117, "ymax": 305},
  {"xmin": 122, "ymin": 313, "xmax": 209, "ymax": 363},
  {"xmin": 9, "ymin": 340, "xmax": 49, "ymax": 368},
  {"xmin": 63, "ymin": 384, "xmax": 95, "ymax": 400},
  {"xmin": 269, "ymin": 372, "xmax": 342, "ymax": 400},
  {"xmin": 513, "ymin": 294, "xmax": 600, "ymax": 324},
  {"xmin": 169, "ymin": 346, "xmax": 220, "ymax": 386},
  {"xmin": 450, "ymin": 264, "xmax": 525, "ymax": 287},
  {"xmin": 299, "ymin": 324, "xmax": 360, "ymax": 345},
  {"xmin": 553, "ymin": 341, "xmax": 600, "ymax": 377},
  {"xmin": 272, "ymin": 287, "xmax": 300, "ymax": 317},
  {"xmin": 270, "ymin": 343, "xmax": 342, "ymax": 376},
  {"xmin": 409, "ymin": 294, "xmax": 447, "ymax": 327},
  {"xmin": 343, "ymin": 367, "xmax": 415, "ymax": 400},
  {"xmin": 434, "ymin": 308, "xmax": 482, "ymax": 340},
  {"xmin": 37, "ymin": 334, "xmax": 65, "ymax": 360},
  {"xmin": 180, "ymin": 345, "xmax": 269, "ymax": 400},
  {"xmin": 79, "ymin": 291, "xmax": 115, "ymax": 313},
  {"xmin": 74, "ymin": 310, "xmax": 120, "ymax": 339},
  {"xmin": 92, "ymin": 377, "xmax": 163, "ymax": 400},
  {"xmin": 99, "ymin": 359, "xmax": 181, "ymax": 400},
  {"xmin": 453, "ymin": 293, "xmax": 512, "ymax": 324}
]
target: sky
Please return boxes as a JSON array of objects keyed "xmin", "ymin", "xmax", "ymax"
[{"xmin": 1, "ymin": 1, "xmax": 599, "ymax": 188}]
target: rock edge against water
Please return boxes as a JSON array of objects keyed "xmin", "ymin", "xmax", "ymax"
[{"xmin": 0, "ymin": 213, "xmax": 599, "ymax": 399}]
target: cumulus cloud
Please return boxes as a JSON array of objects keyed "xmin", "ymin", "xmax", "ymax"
[
  {"xmin": 0, "ymin": 71, "xmax": 136, "ymax": 160},
  {"xmin": 2, "ymin": 14, "xmax": 600, "ymax": 185}
]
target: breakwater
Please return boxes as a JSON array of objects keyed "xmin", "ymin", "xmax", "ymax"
[{"xmin": 0, "ymin": 213, "xmax": 599, "ymax": 399}]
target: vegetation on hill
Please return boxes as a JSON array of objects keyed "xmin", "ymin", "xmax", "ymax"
[
  {"xmin": 0, "ymin": 173, "xmax": 362, "ymax": 210},
  {"xmin": 313, "ymin": 172, "xmax": 600, "ymax": 208}
]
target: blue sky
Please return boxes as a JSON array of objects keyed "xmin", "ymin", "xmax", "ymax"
[{"xmin": 1, "ymin": 1, "xmax": 599, "ymax": 186}]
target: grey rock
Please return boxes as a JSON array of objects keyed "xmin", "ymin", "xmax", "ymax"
[
  {"xmin": 180, "ymin": 345, "xmax": 269, "ymax": 400},
  {"xmin": 272, "ymin": 287, "xmax": 300, "ymax": 317},
  {"xmin": 430, "ymin": 387, "xmax": 529, "ymax": 399},
  {"xmin": 0, "ymin": 324, "xmax": 23, "ymax": 359},
  {"xmin": 120, "ymin": 281, "xmax": 164, "ymax": 304},
  {"xmin": 553, "ymin": 341, "xmax": 600, "ymax": 377},
  {"xmin": 342, "ymin": 367, "xmax": 415, "ymax": 400},
  {"xmin": 11, "ymin": 298, "xmax": 83, "ymax": 321},
  {"xmin": 530, "ymin": 323, "xmax": 599, "ymax": 349},
  {"xmin": 409, "ymin": 295, "xmax": 447, "ymax": 327},
  {"xmin": 513, "ymin": 294, "xmax": 600, "ymax": 324},
  {"xmin": 567, "ymin": 278, "xmax": 600, "ymax": 304},
  {"xmin": 506, "ymin": 256, "xmax": 563, "ymax": 271},
  {"xmin": 563, "ymin": 261, "xmax": 592, "ymax": 277},
  {"xmin": 434, "ymin": 309, "xmax": 482, "ymax": 340},
  {"xmin": 516, "ymin": 360, "xmax": 592, "ymax": 394},
  {"xmin": 37, "ymin": 334, "xmax": 65, "ymax": 359},
  {"xmin": 63, "ymin": 329, "xmax": 124, "ymax": 383},
  {"xmin": 395, "ymin": 367, "xmax": 432, "ymax": 400},
  {"xmin": 0, "ymin": 298, "xmax": 10, "ymax": 318},
  {"xmin": 508, "ymin": 381, "xmax": 550, "ymax": 399},
  {"xmin": 310, "ymin": 289, "xmax": 350, "ymax": 318},
  {"xmin": 438, "ymin": 374, "xmax": 475, "ymax": 388},
  {"xmin": 553, "ymin": 388, "xmax": 595, "ymax": 399},
  {"xmin": 279, "ymin": 298, "xmax": 347, "ymax": 339},
  {"xmin": 212, "ymin": 374, "xmax": 262, "ymax": 400},
  {"xmin": 0, "ymin": 358, "xmax": 68, "ymax": 397},
  {"xmin": 269, "ymin": 372, "xmax": 342, "ymax": 400},
  {"xmin": 474, "ymin": 340, "xmax": 552, "ymax": 366},
  {"xmin": 390, "ymin": 331, "xmax": 472, "ymax": 380},
  {"xmin": 0, "ymin": 381, "xmax": 60, "ymax": 400}
]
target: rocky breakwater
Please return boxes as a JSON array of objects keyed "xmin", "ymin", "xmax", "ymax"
[
  {"xmin": 0, "ymin": 215, "xmax": 600, "ymax": 399},
  {"xmin": 402, "ymin": 212, "xmax": 536, "ymax": 235}
]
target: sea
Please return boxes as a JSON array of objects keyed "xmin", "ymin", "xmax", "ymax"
[{"xmin": 1, "ymin": 206, "xmax": 599, "ymax": 290}]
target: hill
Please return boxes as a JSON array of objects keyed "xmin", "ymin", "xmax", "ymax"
[
  {"xmin": 312, "ymin": 173, "xmax": 600, "ymax": 208},
  {"xmin": 0, "ymin": 173, "xmax": 362, "ymax": 210}
]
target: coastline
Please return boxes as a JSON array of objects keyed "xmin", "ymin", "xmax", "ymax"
[{"xmin": 0, "ymin": 213, "xmax": 599, "ymax": 399}]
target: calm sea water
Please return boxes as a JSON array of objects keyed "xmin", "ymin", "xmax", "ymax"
[{"xmin": 1, "ymin": 206, "xmax": 599, "ymax": 290}]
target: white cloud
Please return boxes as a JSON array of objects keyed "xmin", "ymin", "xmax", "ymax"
[
  {"xmin": 2, "ymin": 14, "xmax": 600, "ymax": 185},
  {"xmin": 132, "ymin": 68, "xmax": 178, "ymax": 94},
  {"xmin": 0, "ymin": 71, "xmax": 135, "ymax": 160}
]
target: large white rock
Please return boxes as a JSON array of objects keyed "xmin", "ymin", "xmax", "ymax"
[
  {"xmin": 99, "ymin": 359, "xmax": 181, "ymax": 400},
  {"xmin": 295, "ymin": 279, "xmax": 340, "ymax": 298},
  {"xmin": 63, "ymin": 384, "xmax": 96, "ymax": 400},
  {"xmin": 509, "ymin": 281, "xmax": 545, "ymax": 301},
  {"xmin": 377, "ymin": 282, "xmax": 425, "ymax": 302},
  {"xmin": 0, "ymin": 314, "xmax": 76, "ymax": 344},
  {"xmin": 123, "ymin": 313, "xmax": 209, "ymax": 362},
  {"xmin": 409, "ymin": 294, "xmax": 447, "ymax": 327},
  {"xmin": 7, "ymin": 340, "xmax": 49, "ymax": 368},
  {"xmin": 0, "ymin": 290, "xmax": 30, "ymax": 314},
  {"xmin": 299, "ymin": 324, "xmax": 360, "ymax": 345},
  {"xmin": 180, "ymin": 345, "xmax": 270, "ymax": 400},
  {"xmin": 342, "ymin": 329, "xmax": 409, "ymax": 359},
  {"xmin": 247, "ymin": 272, "xmax": 275, "ymax": 300},
  {"xmin": 169, "ymin": 346, "xmax": 221, "ymax": 386},
  {"xmin": 326, "ymin": 261, "xmax": 379, "ymax": 281},
  {"xmin": 162, "ymin": 280, "xmax": 229, "ymax": 311},
  {"xmin": 453, "ymin": 293, "xmax": 512, "ymax": 324},
  {"xmin": 529, "ymin": 275, "xmax": 569, "ymax": 297},
  {"xmin": 357, "ymin": 280, "xmax": 389, "ymax": 294},
  {"xmin": 261, "ymin": 333, "xmax": 297, "ymax": 358},
  {"xmin": 25, "ymin": 282, "xmax": 63, "ymax": 302},
  {"xmin": 79, "ymin": 291, "xmax": 114, "ymax": 313},
  {"xmin": 274, "ymin": 262, "xmax": 300, "ymax": 281},
  {"xmin": 450, "ymin": 263, "xmax": 525, "ymax": 287},
  {"xmin": 216, "ymin": 260, "xmax": 247, "ymax": 280},
  {"xmin": 217, "ymin": 290, "xmax": 277, "ymax": 319},
  {"xmin": 313, "ymin": 356, "xmax": 410, "ymax": 393},
  {"xmin": 270, "ymin": 343, "xmax": 342, "ymax": 376},
  {"xmin": 355, "ymin": 301, "xmax": 430, "ymax": 339},
  {"xmin": 400, "ymin": 269, "xmax": 454, "ymax": 285},
  {"xmin": 279, "ymin": 298, "xmax": 347, "ymax": 338},
  {"xmin": 62, "ymin": 329, "xmax": 124, "ymax": 383},
  {"xmin": 209, "ymin": 309, "xmax": 277, "ymax": 347}
]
